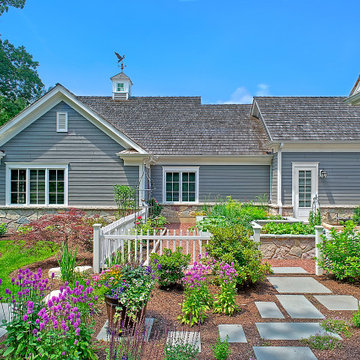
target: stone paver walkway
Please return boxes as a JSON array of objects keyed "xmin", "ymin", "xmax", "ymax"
[
  {"xmin": 314, "ymin": 295, "xmax": 359, "ymax": 311},
  {"xmin": 271, "ymin": 267, "xmax": 308, "ymax": 274},
  {"xmin": 276, "ymin": 295, "xmax": 324, "ymax": 319},
  {"xmin": 253, "ymin": 346, "xmax": 317, "ymax": 360},
  {"xmin": 267, "ymin": 276, "xmax": 332, "ymax": 293},
  {"xmin": 256, "ymin": 322, "xmax": 341, "ymax": 340},
  {"xmin": 218, "ymin": 324, "xmax": 247, "ymax": 343},
  {"xmin": 255, "ymin": 301, "xmax": 284, "ymax": 319}
]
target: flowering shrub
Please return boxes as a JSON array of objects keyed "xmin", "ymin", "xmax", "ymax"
[
  {"xmin": 317, "ymin": 221, "xmax": 360, "ymax": 281},
  {"xmin": 94, "ymin": 264, "xmax": 155, "ymax": 321},
  {"xmin": 148, "ymin": 197, "xmax": 163, "ymax": 217},
  {"xmin": 321, "ymin": 318, "xmax": 352, "ymax": 338},
  {"xmin": 301, "ymin": 334, "xmax": 341, "ymax": 350},
  {"xmin": 213, "ymin": 261, "xmax": 239, "ymax": 316},
  {"xmin": 0, "ymin": 268, "xmax": 98, "ymax": 359},
  {"xmin": 14, "ymin": 208, "xmax": 103, "ymax": 252},
  {"xmin": 206, "ymin": 225, "xmax": 271, "ymax": 288},
  {"xmin": 150, "ymin": 247, "xmax": 190, "ymax": 289},
  {"xmin": 178, "ymin": 255, "xmax": 213, "ymax": 327}
]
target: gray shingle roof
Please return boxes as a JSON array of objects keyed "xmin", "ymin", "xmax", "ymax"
[
  {"xmin": 77, "ymin": 96, "xmax": 270, "ymax": 155},
  {"xmin": 255, "ymin": 96, "xmax": 360, "ymax": 141}
]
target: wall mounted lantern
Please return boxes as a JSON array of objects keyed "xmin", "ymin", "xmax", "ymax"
[{"xmin": 319, "ymin": 169, "xmax": 328, "ymax": 179}]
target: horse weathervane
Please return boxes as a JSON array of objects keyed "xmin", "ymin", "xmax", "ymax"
[{"xmin": 114, "ymin": 52, "xmax": 126, "ymax": 71}]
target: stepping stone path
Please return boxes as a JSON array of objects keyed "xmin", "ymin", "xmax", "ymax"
[
  {"xmin": 96, "ymin": 318, "xmax": 154, "ymax": 342},
  {"xmin": 218, "ymin": 324, "xmax": 247, "ymax": 343},
  {"xmin": 256, "ymin": 322, "xmax": 341, "ymax": 340},
  {"xmin": 167, "ymin": 331, "xmax": 201, "ymax": 352},
  {"xmin": 255, "ymin": 301, "xmax": 284, "ymax": 319},
  {"xmin": 271, "ymin": 267, "xmax": 308, "ymax": 274},
  {"xmin": 276, "ymin": 295, "xmax": 324, "ymax": 319},
  {"xmin": 253, "ymin": 346, "xmax": 317, "ymax": 360},
  {"xmin": 314, "ymin": 295, "xmax": 360, "ymax": 311},
  {"xmin": 267, "ymin": 276, "xmax": 332, "ymax": 293}
]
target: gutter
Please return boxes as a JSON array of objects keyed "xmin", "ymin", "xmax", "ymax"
[{"xmin": 277, "ymin": 143, "xmax": 283, "ymax": 216}]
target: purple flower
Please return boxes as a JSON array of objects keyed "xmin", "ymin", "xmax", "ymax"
[{"xmin": 32, "ymin": 329, "xmax": 37, "ymax": 336}]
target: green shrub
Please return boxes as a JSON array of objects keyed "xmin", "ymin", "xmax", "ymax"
[
  {"xmin": 148, "ymin": 197, "xmax": 163, "ymax": 217},
  {"xmin": 317, "ymin": 221, "xmax": 360, "ymax": 281},
  {"xmin": 57, "ymin": 242, "xmax": 78, "ymax": 283},
  {"xmin": 309, "ymin": 209, "xmax": 322, "ymax": 227},
  {"xmin": 261, "ymin": 222, "xmax": 315, "ymax": 235},
  {"xmin": 353, "ymin": 206, "xmax": 360, "ymax": 225},
  {"xmin": 206, "ymin": 225, "xmax": 271, "ymax": 288},
  {"xmin": 0, "ymin": 222, "xmax": 6, "ymax": 236},
  {"xmin": 211, "ymin": 336, "xmax": 232, "ymax": 360},
  {"xmin": 353, "ymin": 311, "xmax": 360, "ymax": 327},
  {"xmin": 164, "ymin": 340, "xmax": 199, "ymax": 360},
  {"xmin": 150, "ymin": 247, "xmax": 190, "ymax": 288}
]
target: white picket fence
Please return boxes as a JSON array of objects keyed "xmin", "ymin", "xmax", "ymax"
[{"xmin": 92, "ymin": 209, "xmax": 211, "ymax": 273}]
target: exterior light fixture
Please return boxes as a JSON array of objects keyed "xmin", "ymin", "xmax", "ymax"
[{"xmin": 319, "ymin": 169, "xmax": 328, "ymax": 179}]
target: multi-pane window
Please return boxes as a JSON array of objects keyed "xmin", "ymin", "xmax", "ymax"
[
  {"xmin": 8, "ymin": 166, "xmax": 66, "ymax": 205},
  {"xmin": 164, "ymin": 168, "xmax": 198, "ymax": 203},
  {"xmin": 117, "ymin": 83, "xmax": 125, "ymax": 91},
  {"xmin": 298, "ymin": 170, "xmax": 312, "ymax": 208},
  {"xmin": 11, "ymin": 169, "xmax": 26, "ymax": 204}
]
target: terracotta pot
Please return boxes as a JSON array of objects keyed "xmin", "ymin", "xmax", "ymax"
[{"xmin": 104, "ymin": 295, "xmax": 147, "ymax": 332}]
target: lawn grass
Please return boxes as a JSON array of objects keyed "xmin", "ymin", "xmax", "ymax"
[{"xmin": 0, "ymin": 240, "xmax": 58, "ymax": 298}]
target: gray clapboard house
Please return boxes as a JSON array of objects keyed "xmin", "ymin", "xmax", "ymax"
[{"xmin": 1, "ymin": 72, "xmax": 360, "ymax": 226}]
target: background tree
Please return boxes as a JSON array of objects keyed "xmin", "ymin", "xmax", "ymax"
[
  {"xmin": 0, "ymin": 0, "xmax": 45, "ymax": 125},
  {"xmin": 0, "ymin": 0, "xmax": 25, "ymax": 15}
]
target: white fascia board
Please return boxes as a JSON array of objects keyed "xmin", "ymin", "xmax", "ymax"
[
  {"xmin": 280, "ymin": 142, "xmax": 360, "ymax": 152},
  {"xmin": 153, "ymin": 155, "xmax": 272, "ymax": 165},
  {"xmin": 117, "ymin": 153, "xmax": 151, "ymax": 166},
  {"xmin": 253, "ymin": 99, "xmax": 273, "ymax": 142},
  {"xmin": 0, "ymin": 85, "xmax": 147, "ymax": 154},
  {"xmin": 345, "ymin": 92, "xmax": 360, "ymax": 105}
]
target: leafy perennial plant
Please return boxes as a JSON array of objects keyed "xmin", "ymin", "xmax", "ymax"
[{"xmin": 178, "ymin": 254, "xmax": 214, "ymax": 327}]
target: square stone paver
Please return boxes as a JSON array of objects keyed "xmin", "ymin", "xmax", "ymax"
[
  {"xmin": 96, "ymin": 318, "xmax": 154, "ymax": 341},
  {"xmin": 276, "ymin": 295, "xmax": 324, "ymax": 319},
  {"xmin": 167, "ymin": 331, "xmax": 201, "ymax": 352},
  {"xmin": 256, "ymin": 322, "xmax": 341, "ymax": 340},
  {"xmin": 218, "ymin": 324, "xmax": 247, "ymax": 343},
  {"xmin": 314, "ymin": 295, "xmax": 360, "ymax": 311},
  {"xmin": 255, "ymin": 301, "xmax": 284, "ymax": 319},
  {"xmin": 267, "ymin": 277, "xmax": 332, "ymax": 294},
  {"xmin": 271, "ymin": 267, "xmax": 308, "ymax": 274},
  {"xmin": 253, "ymin": 346, "xmax": 317, "ymax": 360}
]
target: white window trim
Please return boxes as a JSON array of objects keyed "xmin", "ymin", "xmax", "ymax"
[
  {"xmin": 162, "ymin": 166, "xmax": 199, "ymax": 204},
  {"xmin": 5, "ymin": 163, "xmax": 69, "ymax": 207},
  {"xmin": 56, "ymin": 111, "xmax": 68, "ymax": 132}
]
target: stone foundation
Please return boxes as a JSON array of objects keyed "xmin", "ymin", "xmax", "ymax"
[
  {"xmin": 260, "ymin": 236, "xmax": 315, "ymax": 260},
  {"xmin": 0, "ymin": 207, "xmax": 118, "ymax": 232}
]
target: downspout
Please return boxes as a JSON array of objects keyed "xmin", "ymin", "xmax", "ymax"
[{"xmin": 277, "ymin": 143, "xmax": 283, "ymax": 216}]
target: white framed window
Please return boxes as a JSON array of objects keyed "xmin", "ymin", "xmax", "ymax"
[
  {"xmin": 117, "ymin": 83, "xmax": 125, "ymax": 92},
  {"xmin": 56, "ymin": 112, "xmax": 68, "ymax": 132},
  {"xmin": 162, "ymin": 167, "xmax": 199, "ymax": 204},
  {"xmin": 6, "ymin": 163, "xmax": 68, "ymax": 206}
]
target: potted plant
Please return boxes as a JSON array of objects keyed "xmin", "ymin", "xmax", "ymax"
[{"xmin": 94, "ymin": 264, "xmax": 155, "ymax": 331}]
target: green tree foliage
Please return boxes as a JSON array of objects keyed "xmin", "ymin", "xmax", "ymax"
[
  {"xmin": 0, "ymin": 38, "xmax": 45, "ymax": 125},
  {"xmin": 0, "ymin": 0, "xmax": 25, "ymax": 15}
]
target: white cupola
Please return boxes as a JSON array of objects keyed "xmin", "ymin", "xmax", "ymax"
[
  {"xmin": 346, "ymin": 75, "xmax": 360, "ymax": 105},
  {"xmin": 110, "ymin": 72, "xmax": 133, "ymax": 100}
]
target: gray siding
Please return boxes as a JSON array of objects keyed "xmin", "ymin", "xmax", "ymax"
[
  {"xmin": 271, "ymin": 153, "xmax": 278, "ymax": 204},
  {"xmin": 282, "ymin": 152, "xmax": 360, "ymax": 206},
  {"xmin": 0, "ymin": 101, "xmax": 139, "ymax": 206},
  {"xmin": 151, "ymin": 165, "xmax": 270, "ymax": 203}
]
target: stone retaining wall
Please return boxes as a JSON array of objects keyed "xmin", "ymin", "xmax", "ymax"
[
  {"xmin": 0, "ymin": 207, "xmax": 118, "ymax": 232},
  {"xmin": 260, "ymin": 236, "xmax": 315, "ymax": 260}
]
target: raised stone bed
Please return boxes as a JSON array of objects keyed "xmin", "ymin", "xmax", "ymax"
[{"xmin": 260, "ymin": 235, "xmax": 315, "ymax": 259}]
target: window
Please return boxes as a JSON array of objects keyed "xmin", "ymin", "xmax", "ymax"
[
  {"xmin": 7, "ymin": 165, "xmax": 68, "ymax": 206},
  {"xmin": 298, "ymin": 170, "xmax": 312, "ymax": 208},
  {"xmin": 117, "ymin": 83, "xmax": 125, "ymax": 92},
  {"xmin": 56, "ymin": 112, "xmax": 68, "ymax": 132},
  {"xmin": 163, "ymin": 167, "xmax": 199, "ymax": 203}
]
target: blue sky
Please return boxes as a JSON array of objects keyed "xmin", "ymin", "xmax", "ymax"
[{"xmin": 1, "ymin": 0, "xmax": 359, "ymax": 103}]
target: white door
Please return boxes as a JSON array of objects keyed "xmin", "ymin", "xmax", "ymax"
[{"xmin": 292, "ymin": 163, "xmax": 318, "ymax": 220}]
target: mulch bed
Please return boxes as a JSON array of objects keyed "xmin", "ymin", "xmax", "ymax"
[{"xmin": 89, "ymin": 271, "xmax": 360, "ymax": 360}]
